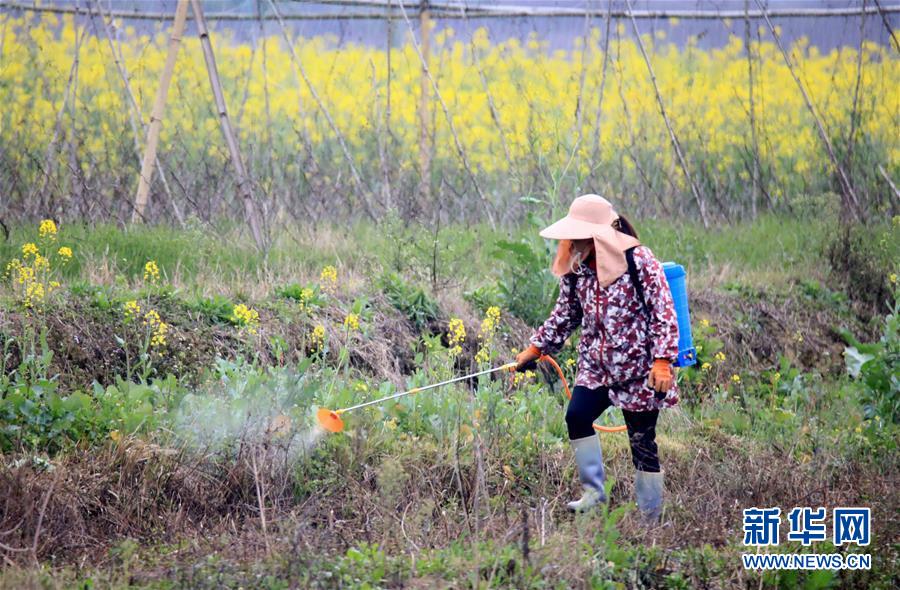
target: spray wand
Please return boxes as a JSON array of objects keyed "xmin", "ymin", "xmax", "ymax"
[{"xmin": 316, "ymin": 356, "xmax": 626, "ymax": 434}]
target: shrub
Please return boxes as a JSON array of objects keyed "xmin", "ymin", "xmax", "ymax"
[{"xmin": 378, "ymin": 272, "xmax": 442, "ymax": 331}]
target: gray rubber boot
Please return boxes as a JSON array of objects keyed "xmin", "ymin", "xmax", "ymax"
[
  {"xmin": 566, "ymin": 434, "xmax": 607, "ymax": 513},
  {"xmin": 635, "ymin": 470, "xmax": 664, "ymax": 523}
]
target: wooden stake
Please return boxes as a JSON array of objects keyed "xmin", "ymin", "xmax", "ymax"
[
  {"xmin": 191, "ymin": 0, "xmax": 266, "ymax": 250},
  {"xmin": 132, "ymin": 0, "xmax": 188, "ymax": 223}
]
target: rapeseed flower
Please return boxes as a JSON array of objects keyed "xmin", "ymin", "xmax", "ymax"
[
  {"xmin": 448, "ymin": 317, "xmax": 466, "ymax": 355},
  {"xmin": 320, "ymin": 265, "xmax": 338, "ymax": 291},
  {"xmin": 38, "ymin": 219, "xmax": 57, "ymax": 240},
  {"xmin": 57, "ymin": 246, "xmax": 73, "ymax": 261},
  {"xmin": 715, "ymin": 352, "xmax": 726, "ymax": 362},
  {"xmin": 0, "ymin": 15, "xmax": 897, "ymax": 215},
  {"xmin": 142, "ymin": 309, "xmax": 168, "ymax": 348},
  {"xmin": 23, "ymin": 281, "xmax": 44, "ymax": 309},
  {"xmin": 344, "ymin": 313, "xmax": 360, "ymax": 331},
  {"xmin": 123, "ymin": 299, "xmax": 142, "ymax": 321},
  {"xmin": 143, "ymin": 260, "xmax": 160, "ymax": 284},
  {"xmin": 21, "ymin": 242, "xmax": 39, "ymax": 258},
  {"xmin": 231, "ymin": 303, "xmax": 260, "ymax": 334},
  {"xmin": 475, "ymin": 306, "xmax": 502, "ymax": 364},
  {"xmin": 310, "ymin": 325, "xmax": 326, "ymax": 351}
]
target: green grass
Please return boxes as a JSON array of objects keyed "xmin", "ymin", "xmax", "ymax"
[
  {"xmin": 1, "ymin": 214, "xmax": 897, "ymax": 589},
  {"xmin": 2, "ymin": 213, "xmax": 859, "ymax": 293}
]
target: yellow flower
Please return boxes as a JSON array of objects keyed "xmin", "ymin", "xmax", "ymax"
[
  {"xmin": 474, "ymin": 347, "xmax": 490, "ymax": 364},
  {"xmin": 448, "ymin": 317, "xmax": 466, "ymax": 355},
  {"xmin": 143, "ymin": 260, "xmax": 160, "ymax": 283},
  {"xmin": 17, "ymin": 265, "xmax": 35, "ymax": 285},
  {"xmin": 150, "ymin": 320, "xmax": 169, "ymax": 348},
  {"xmin": 890, "ymin": 273, "xmax": 897, "ymax": 285},
  {"xmin": 344, "ymin": 313, "xmax": 360, "ymax": 331},
  {"xmin": 298, "ymin": 287, "xmax": 316, "ymax": 312},
  {"xmin": 772, "ymin": 371, "xmax": 781, "ymax": 382},
  {"xmin": 32, "ymin": 254, "xmax": 50, "ymax": 272},
  {"xmin": 475, "ymin": 306, "xmax": 502, "ymax": 364},
  {"xmin": 310, "ymin": 325, "xmax": 326, "ymax": 351},
  {"xmin": 715, "ymin": 352, "xmax": 726, "ymax": 362},
  {"xmin": 143, "ymin": 309, "xmax": 161, "ymax": 326},
  {"xmin": 123, "ymin": 299, "xmax": 141, "ymax": 321},
  {"xmin": 142, "ymin": 309, "xmax": 168, "ymax": 348},
  {"xmin": 320, "ymin": 265, "xmax": 338, "ymax": 289},
  {"xmin": 21, "ymin": 242, "xmax": 39, "ymax": 258},
  {"xmin": 700, "ymin": 318, "xmax": 710, "ymax": 328},
  {"xmin": 565, "ymin": 357, "xmax": 576, "ymax": 368},
  {"xmin": 39, "ymin": 219, "xmax": 57, "ymax": 240},
  {"xmin": 58, "ymin": 246, "xmax": 73, "ymax": 261},
  {"xmin": 231, "ymin": 303, "xmax": 260, "ymax": 333},
  {"xmin": 701, "ymin": 362, "xmax": 712, "ymax": 371},
  {"xmin": 24, "ymin": 281, "xmax": 45, "ymax": 308},
  {"xmin": 731, "ymin": 374, "xmax": 741, "ymax": 384},
  {"xmin": 5, "ymin": 258, "xmax": 22, "ymax": 277}
]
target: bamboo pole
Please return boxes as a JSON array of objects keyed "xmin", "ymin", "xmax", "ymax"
[
  {"xmin": 382, "ymin": 0, "xmax": 394, "ymax": 209},
  {"xmin": 191, "ymin": 0, "xmax": 266, "ymax": 249},
  {"xmin": 8, "ymin": 1, "xmax": 898, "ymax": 21},
  {"xmin": 132, "ymin": 0, "xmax": 188, "ymax": 223},
  {"xmin": 93, "ymin": 0, "xmax": 185, "ymax": 226},
  {"xmin": 754, "ymin": 0, "xmax": 861, "ymax": 223},
  {"xmin": 872, "ymin": 0, "xmax": 900, "ymax": 53},
  {"xmin": 264, "ymin": 0, "xmax": 378, "ymax": 220},
  {"xmin": 418, "ymin": 1, "xmax": 431, "ymax": 202},
  {"xmin": 744, "ymin": 0, "xmax": 761, "ymax": 218},
  {"xmin": 397, "ymin": 1, "xmax": 496, "ymax": 228},
  {"xmin": 29, "ymin": 12, "xmax": 88, "ymax": 215},
  {"xmin": 845, "ymin": 0, "xmax": 868, "ymax": 202},
  {"xmin": 623, "ymin": 0, "xmax": 709, "ymax": 227},
  {"xmin": 589, "ymin": 0, "xmax": 613, "ymax": 178}
]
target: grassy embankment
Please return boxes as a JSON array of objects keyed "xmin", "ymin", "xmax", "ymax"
[{"xmin": 0, "ymin": 215, "xmax": 897, "ymax": 588}]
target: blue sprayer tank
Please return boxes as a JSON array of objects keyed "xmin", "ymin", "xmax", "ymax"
[{"xmin": 662, "ymin": 262, "xmax": 696, "ymax": 367}]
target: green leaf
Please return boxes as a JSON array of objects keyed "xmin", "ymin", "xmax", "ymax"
[{"xmin": 843, "ymin": 346, "xmax": 874, "ymax": 379}]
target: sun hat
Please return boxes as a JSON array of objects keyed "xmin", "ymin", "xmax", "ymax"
[
  {"xmin": 539, "ymin": 194, "xmax": 620, "ymax": 240},
  {"xmin": 541, "ymin": 194, "xmax": 641, "ymax": 287}
]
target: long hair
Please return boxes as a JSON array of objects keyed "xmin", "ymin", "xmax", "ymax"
[
  {"xmin": 613, "ymin": 215, "xmax": 639, "ymax": 238},
  {"xmin": 550, "ymin": 215, "xmax": 639, "ymax": 277}
]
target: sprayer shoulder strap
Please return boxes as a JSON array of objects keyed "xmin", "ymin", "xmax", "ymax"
[{"xmin": 625, "ymin": 246, "xmax": 651, "ymax": 322}]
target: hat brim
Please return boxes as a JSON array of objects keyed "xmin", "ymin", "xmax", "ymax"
[{"xmin": 539, "ymin": 216, "xmax": 607, "ymax": 240}]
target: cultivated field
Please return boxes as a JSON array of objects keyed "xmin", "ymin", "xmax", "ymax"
[{"xmin": 0, "ymin": 4, "xmax": 898, "ymax": 589}]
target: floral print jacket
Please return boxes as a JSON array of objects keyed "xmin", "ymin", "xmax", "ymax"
[{"xmin": 530, "ymin": 246, "xmax": 679, "ymax": 411}]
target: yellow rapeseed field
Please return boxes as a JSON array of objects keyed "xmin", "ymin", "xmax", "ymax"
[{"xmin": 1, "ymin": 13, "xmax": 897, "ymax": 212}]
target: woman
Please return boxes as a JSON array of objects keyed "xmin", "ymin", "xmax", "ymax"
[{"xmin": 516, "ymin": 194, "xmax": 679, "ymax": 521}]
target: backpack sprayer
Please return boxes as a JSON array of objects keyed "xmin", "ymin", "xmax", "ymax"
[{"xmin": 317, "ymin": 260, "xmax": 696, "ymax": 435}]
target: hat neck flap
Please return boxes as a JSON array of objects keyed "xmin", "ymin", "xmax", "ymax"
[{"xmin": 592, "ymin": 225, "xmax": 641, "ymax": 287}]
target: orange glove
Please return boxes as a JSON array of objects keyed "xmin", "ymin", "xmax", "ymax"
[
  {"xmin": 648, "ymin": 359, "xmax": 674, "ymax": 392},
  {"xmin": 515, "ymin": 344, "xmax": 542, "ymax": 373}
]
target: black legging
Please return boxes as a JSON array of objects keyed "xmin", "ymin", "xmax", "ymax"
[{"xmin": 565, "ymin": 385, "xmax": 661, "ymax": 472}]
